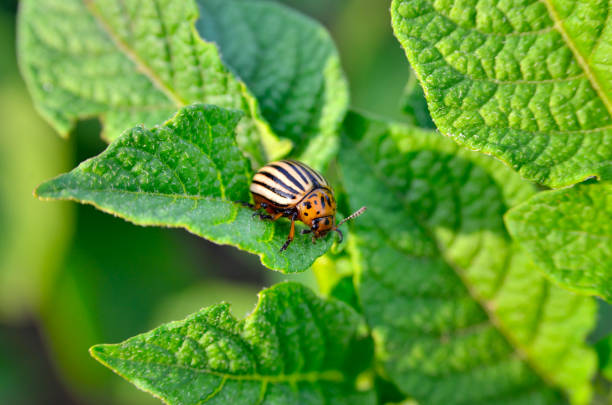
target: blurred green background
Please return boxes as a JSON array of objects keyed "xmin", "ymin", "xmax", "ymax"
[{"xmin": 0, "ymin": 0, "xmax": 410, "ymax": 403}]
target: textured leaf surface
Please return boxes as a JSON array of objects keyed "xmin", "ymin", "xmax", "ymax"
[
  {"xmin": 391, "ymin": 0, "xmax": 612, "ymax": 187},
  {"xmin": 36, "ymin": 104, "xmax": 334, "ymax": 273},
  {"xmin": 90, "ymin": 282, "xmax": 374, "ymax": 405},
  {"xmin": 197, "ymin": 0, "xmax": 349, "ymax": 169},
  {"xmin": 506, "ymin": 182, "xmax": 612, "ymax": 301},
  {"xmin": 17, "ymin": 0, "xmax": 280, "ymax": 163},
  {"xmin": 339, "ymin": 112, "xmax": 596, "ymax": 404}
]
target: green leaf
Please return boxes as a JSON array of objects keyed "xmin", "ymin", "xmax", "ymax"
[
  {"xmin": 505, "ymin": 182, "xmax": 612, "ymax": 301},
  {"xmin": 391, "ymin": 0, "xmax": 612, "ymax": 187},
  {"xmin": 90, "ymin": 282, "xmax": 375, "ymax": 405},
  {"xmin": 339, "ymin": 112, "xmax": 596, "ymax": 404},
  {"xmin": 35, "ymin": 104, "xmax": 335, "ymax": 273},
  {"xmin": 196, "ymin": 0, "xmax": 349, "ymax": 170},
  {"xmin": 17, "ymin": 0, "xmax": 285, "ymax": 163}
]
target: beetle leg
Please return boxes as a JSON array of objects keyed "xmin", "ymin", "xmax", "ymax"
[
  {"xmin": 280, "ymin": 212, "xmax": 297, "ymax": 252},
  {"xmin": 311, "ymin": 234, "xmax": 317, "ymax": 244},
  {"xmin": 254, "ymin": 211, "xmax": 283, "ymax": 221},
  {"xmin": 300, "ymin": 229, "xmax": 312, "ymax": 235},
  {"xmin": 253, "ymin": 212, "xmax": 273, "ymax": 220},
  {"xmin": 251, "ymin": 202, "xmax": 280, "ymax": 221}
]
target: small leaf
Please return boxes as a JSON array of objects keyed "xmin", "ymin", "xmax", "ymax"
[
  {"xmin": 339, "ymin": 112, "xmax": 596, "ymax": 404},
  {"xmin": 197, "ymin": 0, "xmax": 349, "ymax": 169},
  {"xmin": 17, "ymin": 0, "xmax": 283, "ymax": 163},
  {"xmin": 391, "ymin": 0, "xmax": 612, "ymax": 187},
  {"xmin": 36, "ymin": 104, "xmax": 334, "ymax": 273},
  {"xmin": 90, "ymin": 282, "xmax": 375, "ymax": 405},
  {"xmin": 506, "ymin": 182, "xmax": 612, "ymax": 301}
]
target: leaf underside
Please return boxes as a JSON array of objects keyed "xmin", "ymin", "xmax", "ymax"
[
  {"xmin": 17, "ymin": 0, "xmax": 274, "ymax": 163},
  {"xmin": 391, "ymin": 0, "xmax": 612, "ymax": 187},
  {"xmin": 506, "ymin": 181, "xmax": 612, "ymax": 301},
  {"xmin": 90, "ymin": 282, "xmax": 375, "ymax": 405},
  {"xmin": 339, "ymin": 112, "xmax": 596, "ymax": 404},
  {"xmin": 36, "ymin": 104, "xmax": 334, "ymax": 273},
  {"xmin": 196, "ymin": 0, "xmax": 349, "ymax": 169}
]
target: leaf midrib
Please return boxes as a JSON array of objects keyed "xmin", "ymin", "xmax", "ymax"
[
  {"xmin": 538, "ymin": 0, "xmax": 612, "ymax": 117},
  {"xmin": 83, "ymin": 0, "xmax": 187, "ymax": 107},
  {"xmin": 39, "ymin": 186, "xmax": 225, "ymax": 202},
  {"xmin": 93, "ymin": 350, "xmax": 345, "ymax": 383}
]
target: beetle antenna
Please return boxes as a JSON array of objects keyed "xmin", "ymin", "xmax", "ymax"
[{"xmin": 336, "ymin": 206, "xmax": 367, "ymax": 227}]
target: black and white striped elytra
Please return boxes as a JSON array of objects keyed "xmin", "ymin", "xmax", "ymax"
[{"xmin": 250, "ymin": 159, "xmax": 330, "ymax": 207}]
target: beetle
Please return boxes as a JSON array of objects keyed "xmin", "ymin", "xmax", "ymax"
[{"xmin": 245, "ymin": 159, "xmax": 366, "ymax": 251}]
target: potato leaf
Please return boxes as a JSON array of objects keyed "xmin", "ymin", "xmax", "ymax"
[
  {"xmin": 391, "ymin": 0, "xmax": 612, "ymax": 187},
  {"xmin": 36, "ymin": 104, "xmax": 334, "ymax": 273},
  {"xmin": 90, "ymin": 282, "xmax": 375, "ymax": 405},
  {"xmin": 17, "ymin": 0, "xmax": 284, "ymax": 163},
  {"xmin": 506, "ymin": 182, "xmax": 612, "ymax": 301},
  {"xmin": 197, "ymin": 0, "xmax": 349, "ymax": 169},
  {"xmin": 339, "ymin": 112, "xmax": 596, "ymax": 404}
]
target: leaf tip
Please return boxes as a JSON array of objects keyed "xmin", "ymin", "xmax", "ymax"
[
  {"xmin": 34, "ymin": 176, "xmax": 65, "ymax": 200},
  {"xmin": 89, "ymin": 344, "xmax": 112, "ymax": 364},
  {"xmin": 34, "ymin": 180, "xmax": 54, "ymax": 200}
]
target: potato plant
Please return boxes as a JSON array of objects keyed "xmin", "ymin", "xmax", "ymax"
[{"xmin": 17, "ymin": 0, "xmax": 611, "ymax": 404}]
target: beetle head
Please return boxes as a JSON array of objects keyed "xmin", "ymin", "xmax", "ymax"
[{"xmin": 297, "ymin": 188, "xmax": 336, "ymax": 229}]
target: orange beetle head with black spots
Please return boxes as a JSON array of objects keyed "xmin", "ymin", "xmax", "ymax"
[{"xmin": 296, "ymin": 188, "xmax": 337, "ymax": 237}]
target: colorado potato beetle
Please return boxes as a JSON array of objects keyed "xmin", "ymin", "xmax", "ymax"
[{"xmin": 245, "ymin": 159, "xmax": 366, "ymax": 251}]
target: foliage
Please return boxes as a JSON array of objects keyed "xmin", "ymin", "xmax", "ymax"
[
  {"xmin": 13, "ymin": 0, "xmax": 612, "ymax": 404},
  {"xmin": 196, "ymin": 0, "xmax": 348, "ymax": 169},
  {"xmin": 90, "ymin": 282, "xmax": 374, "ymax": 404},
  {"xmin": 506, "ymin": 182, "xmax": 612, "ymax": 301},
  {"xmin": 339, "ymin": 112, "xmax": 595, "ymax": 404},
  {"xmin": 36, "ymin": 104, "xmax": 333, "ymax": 273},
  {"xmin": 17, "ymin": 0, "xmax": 282, "ymax": 164},
  {"xmin": 391, "ymin": 0, "xmax": 612, "ymax": 187}
]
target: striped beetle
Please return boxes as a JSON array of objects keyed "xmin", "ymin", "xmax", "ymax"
[{"xmin": 245, "ymin": 160, "xmax": 366, "ymax": 251}]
